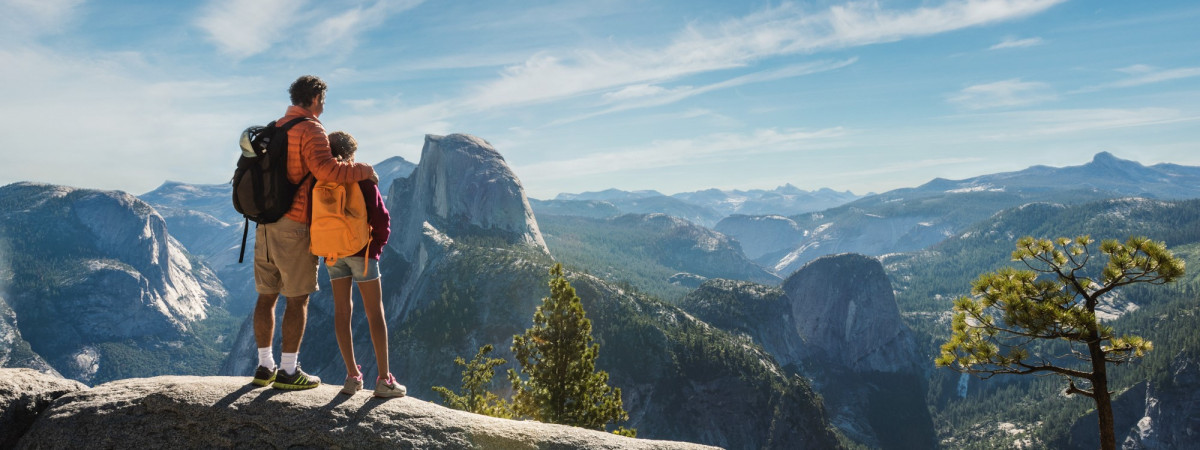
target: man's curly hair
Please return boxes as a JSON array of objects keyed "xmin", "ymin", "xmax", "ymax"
[{"xmin": 289, "ymin": 75, "xmax": 327, "ymax": 107}]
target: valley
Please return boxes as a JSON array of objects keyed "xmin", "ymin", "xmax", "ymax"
[{"xmin": 3, "ymin": 149, "xmax": 1198, "ymax": 449}]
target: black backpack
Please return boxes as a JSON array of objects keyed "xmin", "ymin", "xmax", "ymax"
[{"xmin": 231, "ymin": 116, "xmax": 311, "ymax": 262}]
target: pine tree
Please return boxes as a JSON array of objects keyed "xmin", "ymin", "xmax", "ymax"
[
  {"xmin": 509, "ymin": 263, "xmax": 632, "ymax": 435},
  {"xmin": 432, "ymin": 344, "xmax": 512, "ymax": 418},
  {"xmin": 937, "ymin": 235, "xmax": 1184, "ymax": 450}
]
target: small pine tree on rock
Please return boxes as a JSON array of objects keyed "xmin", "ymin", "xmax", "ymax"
[
  {"xmin": 432, "ymin": 344, "xmax": 512, "ymax": 418},
  {"xmin": 509, "ymin": 263, "xmax": 632, "ymax": 435}
]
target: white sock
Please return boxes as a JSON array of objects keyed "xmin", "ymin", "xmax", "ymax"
[
  {"xmin": 280, "ymin": 352, "xmax": 298, "ymax": 375},
  {"xmin": 257, "ymin": 347, "xmax": 274, "ymax": 370}
]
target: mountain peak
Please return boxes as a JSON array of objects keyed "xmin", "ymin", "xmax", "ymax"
[
  {"xmin": 1092, "ymin": 151, "xmax": 1118, "ymax": 164},
  {"xmin": 387, "ymin": 133, "xmax": 548, "ymax": 260}
]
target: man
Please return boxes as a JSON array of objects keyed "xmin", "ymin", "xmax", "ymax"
[{"xmin": 252, "ymin": 75, "xmax": 378, "ymax": 390}]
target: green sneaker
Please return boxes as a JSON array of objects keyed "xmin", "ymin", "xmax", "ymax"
[
  {"xmin": 273, "ymin": 365, "xmax": 321, "ymax": 390},
  {"xmin": 251, "ymin": 365, "xmax": 276, "ymax": 387}
]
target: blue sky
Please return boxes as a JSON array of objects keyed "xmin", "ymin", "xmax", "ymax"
[{"xmin": 1, "ymin": 0, "xmax": 1198, "ymax": 199}]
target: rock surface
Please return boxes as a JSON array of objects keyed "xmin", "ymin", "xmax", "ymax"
[
  {"xmin": 782, "ymin": 253, "xmax": 920, "ymax": 373},
  {"xmin": 0, "ymin": 368, "xmax": 87, "ymax": 448},
  {"xmin": 17, "ymin": 375, "xmax": 716, "ymax": 450}
]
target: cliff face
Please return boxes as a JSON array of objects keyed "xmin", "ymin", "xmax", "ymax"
[
  {"xmin": 385, "ymin": 134, "xmax": 549, "ymax": 321},
  {"xmin": 3, "ymin": 369, "xmax": 715, "ymax": 449},
  {"xmin": 0, "ymin": 183, "xmax": 226, "ymax": 383},
  {"xmin": 680, "ymin": 253, "xmax": 932, "ymax": 449},
  {"xmin": 783, "ymin": 253, "xmax": 921, "ymax": 374},
  {"xmin": 389, "ymin": 133, "xmax": 547, "ymax": 260}
]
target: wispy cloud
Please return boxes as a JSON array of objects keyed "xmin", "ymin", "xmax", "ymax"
[
  {"xmin": 948, "ymin": 78, "xmax": 1058, "ymax": 110},
  {"xmin": 196, "ymin": 0, "xmax": 423, "ymax": 60},
  {"xmin": 516, "ymin": 127, "xmax": 849, "ymax": 180},
  {"xmin": 989, "ymin": 36, "xmax": 1044, "ymax": 50},
  {"xmin": 1072, "ymin": 64, "xmax": 1200, "ymax": 93},
  {"xmin": 195, "ymin": 0, "xmax": 304, "ymax": 59},
  {"xmin": 550, "ymin": 58, "xmax": 858, "ymax": 126},
  {"xmin": 0, "ymin": 0, "xmax": 85, "ymax": 42},
  {"xmin": 462, "ymin": 0, "xmax": 1066, "ymax": 111},
  {"xmin": 977, "ymin": 107, "xmax": 1199, "ymax": 139}
]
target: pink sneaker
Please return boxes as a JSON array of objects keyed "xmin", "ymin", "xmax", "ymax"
[
  {"xmin": 374, "ymin": 373, "xmax": 406, "ymax": 398},
  {"xmin": 340, "ymin": 365, "xmax": 363, "ymax": 395}
]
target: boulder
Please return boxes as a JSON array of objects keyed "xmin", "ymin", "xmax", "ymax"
[
  {"xmin": 17, "ymin": 375, "xmax": 716, "ymax": 449},
  {"xmin": 0, "ymin": 368, "xmax": 87, "ymax": 448}
]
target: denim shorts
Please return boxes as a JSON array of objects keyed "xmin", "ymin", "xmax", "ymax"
[{"xmin": 325, "ymin": 256, "xmax": 380, "ymax": 282}]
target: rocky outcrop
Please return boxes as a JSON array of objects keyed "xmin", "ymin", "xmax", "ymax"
[
  {"xmin": 0, "ymin": 368, "xmax": 87, "ymax": 448},
  {"xmin": 10, "ymin": 374, "xmax": 715, "ymax": 449},
  {"xmin": 0, "ymin": 183, "xmax": 226, "ymax": 383},
  {"xmin": 389, "ymin": 134, "xmax": 547, "ymax": 260},
  {"xmin": 680, "ymin": 253, "xmax": 932, "ymax": 449},
  {"xmin": 384, "ymin": 134, "xmax": 548, "ymax": 321},
  {"xmin": 783, "ymin": 253, "xmax": 920, "ymax": 373},
  {"xmin": 139, "ymin": 181, "xmax": 258, "ymax": 315}
]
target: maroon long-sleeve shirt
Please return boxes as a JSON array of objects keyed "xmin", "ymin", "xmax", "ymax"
[{"xmin": 352, "ymin": 179, "xmax": 390, "ymax": 260}]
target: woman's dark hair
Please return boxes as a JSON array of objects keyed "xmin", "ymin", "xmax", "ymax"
[
  {"xmin": 289, "ymin": 75, "xmax": 327, "ymax": 107},
  {"xmin": 329, "ymin": 131, "xmax": 357, "ymax": 161}
]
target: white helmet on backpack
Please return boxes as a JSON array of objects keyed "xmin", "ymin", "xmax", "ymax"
[{"xmin": 239, "ymin": 126, "xmax": 263, "ymax": 158}]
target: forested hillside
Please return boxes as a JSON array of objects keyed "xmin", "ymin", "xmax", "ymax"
[{"xmin": 885, "ymin": 198, "xmax": 1200, "ymax": 447}]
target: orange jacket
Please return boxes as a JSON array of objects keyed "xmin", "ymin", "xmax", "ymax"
[{"xmin": 277, "ymin": 105, "xmax": 373, "ymax": 224}]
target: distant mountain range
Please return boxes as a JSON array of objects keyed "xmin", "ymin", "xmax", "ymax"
[
  {"xmin": 535, "ymin": 185, "xmax": 863, "ymax": 227},
  {"xmin": 718, "ymin": 152, "xmax": 1200, "ymax": 277}
]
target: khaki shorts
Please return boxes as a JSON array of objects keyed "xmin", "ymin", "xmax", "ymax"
[{"xmin": 254, "ymin": 217, "xmax": 319, "ymax": 297}]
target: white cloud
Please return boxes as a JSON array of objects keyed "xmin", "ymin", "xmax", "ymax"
[
  {"xmin": 551, "ymin": 58, "xmax": 858, "ymax": 126},
  {"xmin": 0, "ymin": 0, "xmax": 84, "ymax": 42},
  {"xmin": 300, "ymin": 0, "xmax": 424, "ymax": 58},
  {"xmin": 602, "ymin": 84, "xmax": 675, "ymax": 102},
  {"xmin": 989, "ymin": 36, "xmax": 1044, "ymax": 49},
  {"xmin": 948, "ymin": 78, "xmax": 1058, "ymax": 110},
  {"xmin": 1073, "ymin": 65, "xmax": 1200, "ymax": 93},
  {"xmin": 462, "ymin": 0, "xmax": 1066, "ymax": 112},
  {"xmin": 975, "ymin": 108, "xmax": 1199, "ymax": 139},
  {"xmin": 196, "ymin": 0, "xmax": 424, "ymax": 60},
  {"xmin": 0, "ymin": 46, "xmax": 275, "ymax": 194},
  {"xmin": 515, "ymin": 127, "xmax": 849, "ymax": 181},
  {"xmin": 1116, "ymin": 64, "xmax": 1155, "ymax": 75},
  {"xmin": 195, "ymin": 0, "xmax": 304, "ymax": 59}
]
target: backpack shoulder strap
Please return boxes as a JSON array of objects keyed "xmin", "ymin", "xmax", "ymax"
[{"xmin": 279, "ymin": 116, "xmax": 310, "ymax": 130}]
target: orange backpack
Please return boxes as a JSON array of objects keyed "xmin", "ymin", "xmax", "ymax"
[{"xmin": 310, "ymin": 180, "xmax": 372, "ymax": 275}]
